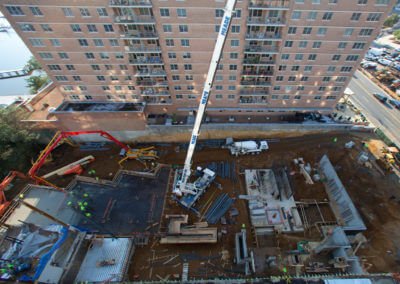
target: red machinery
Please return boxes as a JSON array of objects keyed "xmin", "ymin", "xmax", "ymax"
[
  {"xmin": 0, "ymin": 171, "xmax": 26, "ymax": 216},
  {"xmin": 29, "ymin": 131, "xmax": 129, "ymax": 191}
]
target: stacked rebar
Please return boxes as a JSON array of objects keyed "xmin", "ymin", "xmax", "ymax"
[{"xmin": 205, "ymin": 193, "xmax": 234, "ymax": 224}]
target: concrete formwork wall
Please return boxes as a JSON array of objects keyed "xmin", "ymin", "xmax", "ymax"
[{"xmin": 68, "ymin": 123, "xmax": 374, "ymax": 143}]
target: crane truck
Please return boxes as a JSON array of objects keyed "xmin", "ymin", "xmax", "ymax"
[{"xmin": 172, "ymin": 0, "xmax": 236, "ymax": 209}]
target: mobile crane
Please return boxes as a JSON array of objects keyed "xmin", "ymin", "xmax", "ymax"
[{"xmin": 172, "ymin": 0, "xmax": 236, "ymax": 208}]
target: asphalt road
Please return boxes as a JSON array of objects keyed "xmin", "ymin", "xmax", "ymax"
[{"xmin": 348, "ymin": 69, "xmax": 400, "ymax": 146}]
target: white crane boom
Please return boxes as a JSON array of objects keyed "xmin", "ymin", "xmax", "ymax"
[{"xmin": 174, "ymin": 0, "xmax": 237, "ymax": 196}]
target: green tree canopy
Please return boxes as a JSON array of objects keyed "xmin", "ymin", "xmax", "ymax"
[
  {"xmin": 25, "ymin": 75, "xmax": 48, "ymax": 94},
  {"xmin": 0, "ymin": 107, "xmax": 42, "ymax": 178},
  {"xmin": 394, "ymin": 29, "xmax": 400, "ymax": 39},
  {"xmin": 26, "ymin": 56, "xmax": 42, "ymax": 70},
  {"xmin": 384, "ymin": 14, "xmax": 399, "ymax": 27}
]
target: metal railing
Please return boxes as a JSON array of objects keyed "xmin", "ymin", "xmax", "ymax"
[
  {"xmin": 244, "ymin": 46, "xmax": 279, "ymax": 53},
  {"xmin": 239, "ymin": 99, "xmax": 267, "ymax": 104},
  {"xmin": 109, "ymin": 0, "xmax": 152, "ymax": 6},
  {"xmin": 113, "ymin": 15, "xmax": 154, "ymax": 23},
  {"xmin": 248, "ymin": 0, "xmax": 290, "ymax": 9},
  {"xmin": 239, "ymin": 91, "xmax": 268, "ymax": 96},
  {"xmin": 247, "ymin": 17, "xmax": 286, "ymax": 25},
  {"xmin": 242, "ymin": 70, "xmax": 274, "ymax": 76},
  {"xmin": 120, "ymin": 30, "xmax": 158, "ymax": 38},
  {"xmin": 129, "ymin": 57, "xmax": 163, "ymax": 64},
  {"xmin": 140, "ymin": 90, "xmax": 170, "ymax": 96},
  {"xmin": 125, "ymin": 46, "xmax": 161, "ymax": 53},
  {"xmin": 240, "ymin": 80, "xmax": 271, "ymax": 86},
  {"xmin": 135, "ymin": 69, "xmax": 166, "ymax": 76},
  {"xmin": 245, "ymin": 33, "xmax": 282, "ymax": 40},
  {"xmin": 243, "ymin": 59, "xmax": 275, "ymax": 65}
]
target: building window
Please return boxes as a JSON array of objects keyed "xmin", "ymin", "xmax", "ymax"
[
  {"xmin": 172, "ymin": 75, "xmax": 180, "ymax": 81},
  {"xmin": 322, "ymin": 12, "xmax": 333, "ymax": 21},
  {"xmin": 215, "ymin": 9, "xmax": 224, "ymax": 18},
  {"xmin": 184, "ymin": 64, "xmax": 192, "ymax": 71},
  {"xmin": 176, "ymin": 94, "xmax": 183, "ymax": 99},
  {"xmin": 97, "ymin": 75, "xmax": 105, "ymax": 81},
  {"xmin": 317, "ymin": 28, "xmax": 327, "ymax": 36},
  {"xmin": 336, "ymin": 76, "xmax": 347, "ymax": 82},
  {"xmin": 73, "ymin": 75, "xmax": 82, "ymax": 81},
  {"xmin": 273, "ymin": 86, "xmax": 281, "ymax": 91},
  {"xmin": 29, "ymin": 38, "xmax": 45, "ymax": 47},
  {"xmin": 341, "ymin": 66, "xmax": 353, "ymax": 72},
  {"xmin": 177, "ymin": 8, "xmax": 186, "ymax": 17},
  {"xmin": 215, "ymin": 25, "xmax": 220, "ymax": 32},
  {"xmin": 40, "ymin": 24, "xmax": 52, "ymax": 32},
  {"xmin": 288, "ymin": 27, "xmax": 297, "ymax": 34},
  {"xmin": 359, "ymin": 28, "xmax": 373, "ymax": 36},
  {"xmin": 338, "ymin": 42, "xmax": 347, "ymax": 49},
  {"xmin": 344, "ymin": 28, "xmax": 354, "ymax": 36},
  {"xmin": 128, "ymin": 86, "xmax": 135, "ymax": 91},
  {"xmin": 292, "ymin": 66, "xmax": 299, "ymax": 71},
  {"xmin": 232, "ymin": 25, "xmax": 240, "ymax": 33},
  {"xmin": 55, "ymin": 75, "xmax": 68, "ymax": 81},
  {"xmin": 65, "ymin": 64, "xmax": 75, "ymax": 70},
  {"xmin": 160, "ymin": 8, "xmax": 170, "ymax": 17},
  {"xmin": 110, "ymin": 75, "xmax": 118, "ymax": 81},
  {"xmin": 229, "ymin": 75, "xmax": 236, "ymax": 81},
  {"xmin": 102, "ymin": 86, "xmax": 110, "ymax": 91},
  {"xmin": 292, "ymin": 11, "xmax": 301, "ymax": 20},
  {"xmin": 312, "ymin": 41, "xmax": 321, "ymax": 49},
  {"xmin": 5, "ymin": 6, "xmax": 25, "ymax": 16},
  {"xmin": 19, "ymin": 23, "xmax": 35, "ymax": 32},
  {"xmin": 85, "ymin": 52, "xmax": 95, "ymax": 59},
  {"xmin": 229, "ymin": 64, "xmax": 237, "ymax": 70},
  {"xmin": 188, "ymin": 94, "xmax": 196, "ymax": 99},
  {"xmin": 29, "ymin": 6, "xmax": 43, "ymax": 16},
  {"xmin": 352, "ymin": 42, "xmax": 366, "ymax": 49},
  {"xmin": 375, "ymin": 0, "xmax": 389, "ymax": 5},
  {"xmin": 231, "ymin": 40, "xmax": 239, "ymax": 47},
  {"xmin": 183, "ymin": 52, "xmax": 191, "ymax": 59},
  {"xmin": 230, "ymin": 53, "xmax": 238, "ymax": 59},
  {"xmin": 187, "ymin": 85, "xmax": 194, "ymax": 91},
  {"xmin": 303, "ymin": 27, "xmax": 312, "ymax": 35},
  {"xmin": 312, "ymin": 0, "xmax": 321, "ymax": 4},
  {"xmin": 163, "ymin": 24, "xmax": 172, "ymax": 33},
  {"xmin": 314, "ymin": 96, "xmax": 322, "ymax": 100},
  {"xmin": 294, "ymin": 95, "xmax": 301, "ymax": 99},
  {"xmin": 308, "ymin": 54, "xmax": 317, "ymax": 61},
  {"xmin": 228, "ymin": 94, "xmax": 235, "ymax": 99},
  {"xmin": 233, "ymin": 9, "xmax": 241, "ymax": 18},
  {"xmin": 304, "ymin": 66, "xmax": 312, "ymax": 72},
  {"xmin": 346, "ymin": 55, "xmax": 359, "ymax": 61},
  {"xmin": 326, "ymin": 95, "xmax": 337, "ymax": 99},
  {"xmin": 295, "ymin": 54, "xmax": 303, "ymax": 61},
  {"xmin": 106, "ymin": 95, "xmax": 114, "ymax": 100},
  {"xmin": 351, "ymin": 13, "xmax": 361, "ymax": 21},
  {"xmin": 327, "ymin": 66, "xmax": 336, "ymax": 72},
  {"xmin": 91, "ymin": 64, "xmax": 101, "ymax": 71},
  {"xmin": 49, "ymin": 39, "xmax": 61, "ymax": 47},
  {"xmin": 367, "ymin": 13, "xmax": 381, "ymax": 22},
  {"xmin": 97, "ymin": 8, "xmax": 108, "ymax": 17},
  {"xmin": 87, "ymin": 24, "xmax": 97, "ymax": 33},
  {"xmin": 299, "ymin": 41, "xmax": 307, "ymax": 48},
  {"xmin": 276, "ymin": 76, "xmax": 283, "ymax": 81},
  {"xmin": 170, "ymin": 64, "xmax": 178, "ymax": 70},
  {"xmin": 181, "ymin": 39, "xmax": 190, "ymax": 47},
  {"xmin": 61, "ymin": 7, "xmax": 74, "ymax": 17},
  {"xmin": 329, "ymin": 0, "xmax": 338, "ymax": 4},
  {"xmin": 70, "ymin": 24, "xmax": 81, "ymax": 33},
  {"xmin": 300, "ymin": 76, "xmax": 308, "ymax": 82},
  {"xmin": 283, "ymin": 93, "xmax": 291, "ymax": 98},
  {"xmin": 279, "ymin": 65, "xmax": 287, "ymax": 71},
  {"xmin": 109, "ymin": 39, "xmax": 119, "ymax": 47},
  {"xmin": 63, "ymin": 86, "xmax": 74, "ymax": 91},
  {"xmin": 318, "ymin": 86, "xmax": 326, "ymax": 91},
  {"xmin": 104, "ymin": 64, "xmax": 112, "ymax": 70},
  {"xmin": 69, "ymin": 95, "xmax": 80, "ymax": 100},
  {"xmin": 100, "ymin": 52, "xmax": 110, "ymax": 59},
  {"xmin": 281, "ymin": 54, "xmax": 289, "ymax": 60},
  {"xmin": 79, "ymin": 8, "xmax": 91, "ymax": 17},
  {"xmin": 103, "ymin": 24, "xmax": 113, "ymax": 32},
  {"xmin": 166, "ymin": 39, "xmax": 174, "ymax": 46},
  {"xmin": 332, "ymin": 54, "xmax": 341, "ymax": 61},
  {"xmin": 85, "ymin": 95, "xmax": 93, "ymax": 100},
  {"xmin": 216, "ymin": 85, "xmax": 223, "ymax": 90},
  {"xmin": 174, "ymin": 85, "xmax": 181, "ymax": 91},
  {"xmin": 79, "ymin": 86, "xmax": 87, "ymax": 91},
  {"xmin": 285, "ymin": 41, "xmax": 293, "ymax": 47},
  {"xmin": 307, "ymin": 11, "xmax": 317, "ymax": 21},
  {"xmin": 168, "ymin": 52, "xmax": 176, "ymax": 59},
  {"xmin": 179, "ymin": 24, "xmax": 188, "ymax": 33},
  {"xmin": 358, "ymin": 0, "xmax": 368, "ymax": 4},
  {"xmin": 38, "ymin": 52, "xmax": 53, "ymax": 60},
  {"xmin": 297, "ymin": 86, "xmax": 305, "ymax": 91},
  {"xmin": 271, "ymin": 95, "xmax": 279, "ymax": 99},
  {"xmin": 93, "ymin": 39, "xmax": 104, "ymax": 47},
  {"xmin": 114, "ymin": 85, "xmax": 122, "ymax": 90},
  {"xmin": 47, "ymin": 64, "xmax": 61, "ymax": 71},
  {"xmin": 322, "ymin": 76, "xmax": 331, "ymax": 82},
  {"xmin": 288, "ymin": 76, "xmax": 296, "ymax": 82},
  {"xmin": 228, "ymin": 85, "xmax": 236, "ymax": 91}
]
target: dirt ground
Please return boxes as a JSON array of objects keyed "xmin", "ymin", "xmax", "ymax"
[{"xmin": 4, "ymin": 131, "xmax": 400, "ymax": 280}]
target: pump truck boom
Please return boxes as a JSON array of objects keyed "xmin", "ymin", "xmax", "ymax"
[{"xmin": 173, "ymin": 0, "xmax": 236, "ymax": 199}]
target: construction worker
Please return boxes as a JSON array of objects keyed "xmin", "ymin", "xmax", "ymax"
[
  {"xmin": 85, "ymin": 212, "xmax": 91, "ymax": 218},
  {"xmin": 242, "ymin": 223, "xmax": 246, "ymax": 228},
  {"xmin": 80, "ymin": 206, "xmax": 86, "ymax": 212},
  {"xmin": 19, "ymin": 194, "xmax": 24, "ymax": 199},
  {"xmin": 67, "ymin": 201, "xmax": 72, "ymax": 206},
  {"xmin": 83, "ymin": 193, "xmax": 89, "ymax": 198}
]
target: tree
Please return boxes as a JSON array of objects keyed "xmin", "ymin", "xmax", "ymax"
[
  {"xmin": 26, "ymin": 56, "xmax": 42, "ymax": 71},
  {"xmin": 384, "ymin": 14, "xmax": 399, "ymax": 27},
  {"xmin": 394, "ymin": 29, "xmax": 400, "ymax": 39},
  {"xmin": 25, "ymin": 75, "xmax": 48, "ymax": 94},
  {"xmin": 0, "ymin": 106, "xmax": 42, "ymax": 178}
]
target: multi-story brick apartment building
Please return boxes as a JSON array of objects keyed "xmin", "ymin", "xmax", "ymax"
[{"xmin": 0, "ymin": 0, "xmax": 394, "ymax": 131}]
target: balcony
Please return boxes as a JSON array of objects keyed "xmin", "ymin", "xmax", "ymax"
[
  {"xmin": 140, "ymin": 90, "xmax": 170, "ymax": 96},
  {"xmin": 240, "ymin": 80, "xmax": 271, "ymax": 86},
  {"xmin": 136, "ymin": 80, "xmax": 168, "ymax": 86},
  {"xmin": 134, "ymin": 69, "xmax": 166, "ymax": 76},
  {"xmin": 120, "ymin": 31, "xmax": 158, "ymax": 39},
  {"xmin": 248, "ymin": 0, "xmax": 290, "ymax": 10},
  {"xmin": 109, "ymin": 0, "xmax": 152, "ymax": 7},
  {"xmin": 129, "ymin": 56, "xmax": 163, "ymax": 64},
  {"xmin": 143, "ymin": 97, "xmax": 172, "ymax": 105},
  {"xmin": 242, "ymin": 70, "xmax": 274, "ymax": 76},
  {"xmin": 247, "ymin": 17, "xmax": 286, "ymax": 26},
  {"xmin": 244, "ymin": 46, "xmax": 279, "ymax": 54},
  {"xmin": 243, "ymin": 58, "xmax": 275, "ymax": 65},
  {"xmin": 245, "ymin": 33, "xmax": 282, "ymax": 40},
  {"xmin": 113, "ymin": 15, "xmax": 154, "ymax": 24},
  {"xmin": 239, "ymin": 97, "xmax": 267, "ymax": 104},
  {"xmin": 239, "ymin": 91, "xmax": 268, "ymax": 96},
  {"xmin": 125, "ymin": 46, "xmax": 161, "ymax": 53}
]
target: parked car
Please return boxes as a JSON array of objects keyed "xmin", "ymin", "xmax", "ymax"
[
  {"xmin": 362, "ymin": 61, "xmax": 378, "ymax": 69},
  {"xmin": 389, "ymin": 98, "xmax": 400, "ymax": 109},
  {"xmin": 378, "ymin": 58, "xmax": 393, "ymax": 66},
  {"xmin": 365, "ymin": 54, "xmax": 378, "ymax": 61},
  {"xmin": 390, "ymin": 79, "xmax": 400, "ymax": 90},
  {"xmin": 373, "ymin": 93, "xmax": 388, "ymax": 103},
  {"xmin": 392, "ymin": 63, "xmax": 400, "ymax": 71}
]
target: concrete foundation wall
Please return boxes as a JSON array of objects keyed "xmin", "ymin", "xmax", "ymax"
[{"xmin": 68, "ymin": 123, "xmax": 374, "ymax": 143}]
